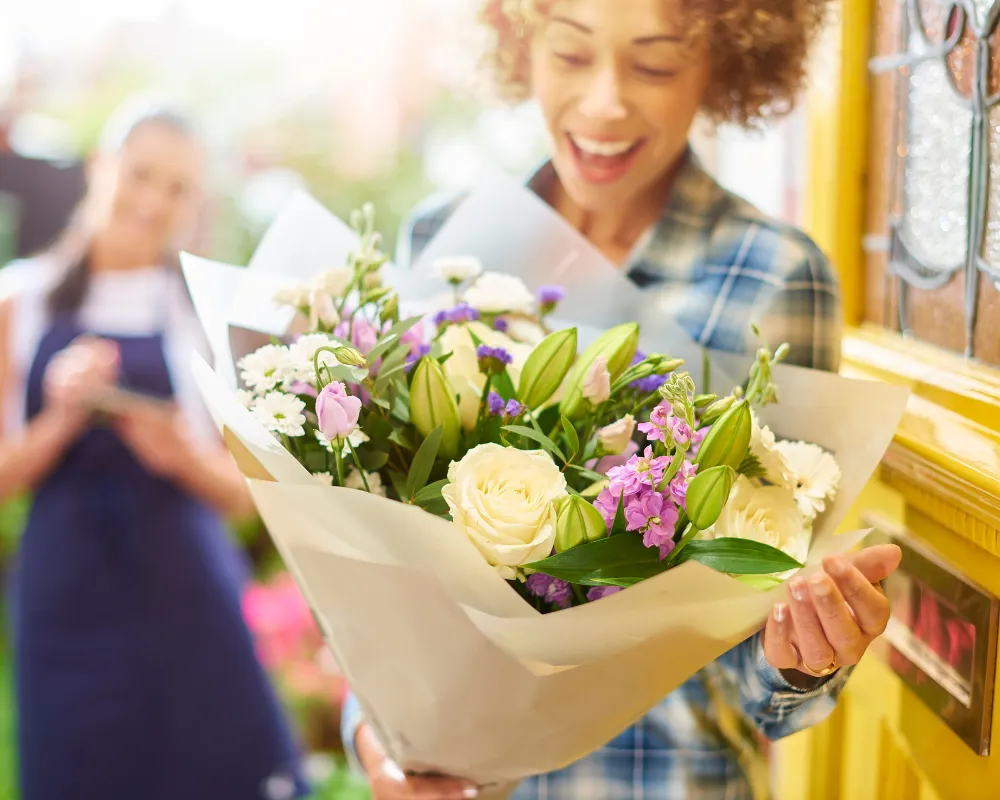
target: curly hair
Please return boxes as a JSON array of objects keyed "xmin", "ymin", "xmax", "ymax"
[{"xmin": 478, "ymin": 0, "xmax": 831, "ymax": 127}]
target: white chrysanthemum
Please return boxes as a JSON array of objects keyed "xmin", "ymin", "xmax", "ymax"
[
  {"xmin": 750, "ymin": 412, "xmax": 794, "ymax": 488},
  {"xmin": 464, "ymin": 272, "xmax": 536, "ymax": 315},
  {"xmin": 274, "ymin": 281, "xmax": 312, "ymax": 309},
  {"xmin": 434, "ymin": 255, "xmax": 483, "ymax": 284},
  {"xmin": 315, "ymin": 428, "xmax": 369, "ymax": 455},
  {"xmin": 775, "ymin": 440, "xmax": 841, "ymax": 520},
  {"xmin": 235, "ymin": 389, "xmax": 256, "ymax": 409},
  {"xmin": 252, "ymin": 392, "xmax": 307, "ymax": 437},
  {"xmin": 288, "ymin": 333, "xmax": 338, "ymax": 383},
  {"xmin": 313, "ymin": 472, "xmax": 334, "ymax": 486},
  {"xmin": 239, "ymin": 345, "xmax": 292, "ymax": 392},
  {"xmin": 345, "ymin": 468, "xmax": 387, "ymax": 496}
]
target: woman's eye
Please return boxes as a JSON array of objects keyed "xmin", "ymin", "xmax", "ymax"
[
  {"xmin": 635, "ymin": 66, "xmax": 677, "ymax": 79},
  {"xmin": 555, "ymin": 52, "xmax": 589, "ymax": 68}
]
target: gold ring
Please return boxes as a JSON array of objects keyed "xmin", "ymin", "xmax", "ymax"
[{"xmin": 801, "ymin": 653, "xmax": 839, "ymax": 678}]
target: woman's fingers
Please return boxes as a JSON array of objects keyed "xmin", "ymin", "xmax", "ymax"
[{"xmin": 788, "ymin": 577, "xmax": 836, "ymax": 672}]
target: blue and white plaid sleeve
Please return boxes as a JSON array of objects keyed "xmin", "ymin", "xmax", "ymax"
[{"xmin": 340, "ymin": 691, "xmax": 365, "ymax": 773}]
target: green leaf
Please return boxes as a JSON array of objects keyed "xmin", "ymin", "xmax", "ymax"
[
  {"xmin": 535, "ymin": 405, "xmax": 561, "ymax": 435},
  {"xmin": 526, "ymin": 534, "xmax": 666, "ymax": 588},
  {"xmin": 610, "ymin": 494, "xmax": 628, "ymax": 537},
  {"xmin": 560, "ymin": 414, "xmax": 580, "ymax": 457},
  {"xmin": 366, "ymin": 333, "xmax": 401, "ymax": 364},
  {"xmin": 374, "ymin": 362, "xmax": 409, "ymax": 393},
  {"xmin": 363, "ymin": 415, "xmax": 394, "ymax": 441},
  {"xmin": 734, "ymin": 573, "xmax": 786, "ymax": 591},
  {"xmin": 326, "ymin": 364, "xmax": 370, "ymax": 385},
  {"xmin": 413, "ymin": 478, "xmax": 448, "ymax": 507},
  {"xmin": 501, "ymin": 425, "xmax": 567, "ymax": 464},
  {"xmin": 405, "ymin": 425, "xmax": 443, "ymax": 500},
  {"xmin": 388, "ymin": 470, "xmax": 408, "ymax": 500},
  {"xmin": 494, "ymin": 370, "xmax": 518, "ymax": 402},
  {"xmin": 388, "ymin": 427, "xmax": 416, "ymax": 451},
  {"xmin": 580, "ymin": 479, "xmax": 608, "ymax": 498},
  {"xmin": 738, "ymin": 451, "xmax": 768, "ymax": 480},
  {"xmin": 370, "ymin": 396, "xmax": 391, "ymax": 410},
  {"xmin": 672, "ymin": 538, "xmax": 802, "ymax": 574},
  {"xmin": 565, "ymin": 464, "xmax": 608, "ymax": 484},
  {"xmin": 382, "ymin": 314, "xmax": 424, "ymax": 341},
  {"xmin": 358, "ymin": 449, "xmax": 390, "ymax": 472}
]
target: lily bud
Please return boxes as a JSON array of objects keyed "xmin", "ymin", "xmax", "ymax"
[
  {"xmin": 334, "ymin": 347, "xmax": 368, "ymax": 368},
  {"xmin": 554, "ymin": 495, "xmax": 609, "ymax": 553},
  {"xmin": 409, "ymin": 357, "xmax": 462, "ymax": 459},
  {"xmin": 699, "ymin": 394, "xmax": 737, "ymax": 425},
  {"xmin": 518, "ymin": 328, "xmax": 578, "ymax": 409},
  {"xmin": 694, "ymin": 399, "xmax": 751, "ymax": 471},
  {"xmin": 686, "ymin": 465, "xmax": 736, "ymax": 530},
  {"xmin": 379, "ymin": 293, "xmax": 399, "ymax": 325},
  {"xmin": 693, "ymin": 393, "xmax": 717, "ymax": 408},
  {"xmin": 560, "ymin": 323, "xmax": 639, "ymax": 420}
]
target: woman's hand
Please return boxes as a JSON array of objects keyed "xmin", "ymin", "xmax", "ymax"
[
  {"xmin": 356, "ymin": 723, "xmax": 479, "ymax": 800},
  {"xmin": 42, "ymin": 336, "xmax": 119, "ymax": 436},
  {"xmin": 763, "ymin": 544, "xmax": 902, "ymax": 684},
  {"xmin": 112, "ymin": 404, "xmax": 194, "ymax": 480}
]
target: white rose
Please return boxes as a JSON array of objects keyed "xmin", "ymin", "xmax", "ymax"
[
  {"xmin": 464, "ymin": 272, "xmax": 536, "ymax": 315},
  {"xmin": 598, "ymin": 414, "xmax": 635, "ymax": 455},
  {"xmin": 750, "ymin": 413, "xmax": 794, "ymax": 488},
  {"xmin": 704, "ymin": 476, "xmax": 810, "ymax": 566},
  {"xmin": 439, "ymin": 322, "xmax": 531, "ymax": 432},
  {"xmin": 434, "ymin": 255, "xmax": 483, "ymax": 284},
  {"xmin": 442, "ymin": 443, "xmax": 568, "ymax": 579}
]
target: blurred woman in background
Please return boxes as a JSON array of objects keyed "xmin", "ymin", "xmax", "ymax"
[{"xmin": 0, "ymin": 99, "xmax": 305, "ymax": 800}]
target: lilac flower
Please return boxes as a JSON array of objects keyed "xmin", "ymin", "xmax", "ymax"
[
  {"xmin": 587, "ymin": 585, "xmax": 623, "ymax": 602},
  {"xmin": 504, "ymin": 399, "xmax": 524, "ymax": 418},
  {"xmin": 487, "ymin": 390, "xmax": 506, "ymax": 416},
  {"xmin": 606, "ymin": 446, "xmax": 670, "ymax": 497},
  {"xmin": 526, "ymin": 573, "xmax": 573, "ymax": 609},
  {"xmin": 493, "ymin": 317, "xmax": 509, "ymax": 333},
  {"xmin": 668, "ymin": 460, "xmax": 699, "ymax": 507},
  {"xmin": 538, "ymin": 285, "xmax": 566, "ymax": 309}
]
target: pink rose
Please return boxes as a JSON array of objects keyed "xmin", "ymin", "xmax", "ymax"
[{"xmin": 316, "ymin": 381, "xmax": 362, "ymax": 441}]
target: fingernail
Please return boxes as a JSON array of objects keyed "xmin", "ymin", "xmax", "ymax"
[
  {"xmin": 826, "ymin": 556, "xmax": 847, "ymax": 578},
  {"xmin": 790, "ymin": 579, "xmax": 807, "ymax": 602},
  {"xmin": 811, "ymin": 575, "xmax": 832, "ymax": 599},
  {"xmin": 774, "ymin": 603, "xmax": 788, "ymax": 622},
  {"xmin": 462, "ymin": 789, "xmax": 479, "ymax": 799}
]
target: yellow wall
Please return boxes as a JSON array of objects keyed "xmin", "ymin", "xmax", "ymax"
[{"xmin": 777, "ymin": 1, "xmax": 1000, "ymax": 797}]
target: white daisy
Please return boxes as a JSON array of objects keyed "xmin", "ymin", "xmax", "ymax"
[
  {"xmin": 288, "ymin": 333, "xmax": 338, "ymax": 383},
  {"xmin": 252, "ymin": 392, "xmax": 307, "ymax": 437},
  {"xmin": 239, "ymin": 345, "xmax": 292, "ymax": 392},
  {"xmin": 235, "ymin": 389, "xmax": 256, "ymax": 409},
  {"xmin": 433, "ymin": 255, "xmax": 483, "ymax": 284},
  {"xmin": 345, "ymin": 468, "xmax": 386, "ymax": 496},
  {"xmin": 315, "ymin": 428, "xmax": 369, "ymax": 455},
  {"xmin": 750, "ymin": 412, "xmax": 794, "ymax": 488},
  {"xmin": 775, "ymin": 440, "xmax": 842, "ymax": 519},
  {"xmin": 313, "ymin": 472, "xmax": 334, "ymax": 486}
]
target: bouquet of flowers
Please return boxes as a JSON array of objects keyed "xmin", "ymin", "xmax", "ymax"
[{"xmin": 182, "ymin": 182, "xmax": 908, "ymax": 795}]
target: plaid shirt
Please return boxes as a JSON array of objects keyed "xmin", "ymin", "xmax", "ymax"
[{"xmin": 342, "ymin": 151, "xmax": 847, "ymax": 799}]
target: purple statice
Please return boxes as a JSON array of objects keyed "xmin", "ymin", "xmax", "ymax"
[
  {"xmin": 538, "ymin": 285, "xmax": 566, "ymax": 309},
  {"xmin": 587, "ymin": 585, "xmax": 623, "ymax": 602},
  {"xmin": 493, "ymin": 317, "xmax": 509, "ymax": 333},
  {"xmin": 504, "ymin": 399, "xmax": 524, "ymax": 418},
  {"xmin": 404, "ymin": 344, "xmax": 432, "ymax": 372},
  {"xmin": 606, "ymin": 446, "xmax": 670, "ymax": 496},
  {"xmin": 526, "ymin": 573, "xmax": 573, "ymax": 609},
  {"xmin": 668, "ymin": 460, "xmax": 699, "ymax": 508},
  {"xmin": 477, "ymin": 345, "xmax": 514, "ymax": 377},
  {"xmin": 628, "ymin": 350, "xmax": 668, "ymax": 394},
  {"xmin": 487, "ymin": 390, "xmax": 506, "ymax": 416},
  {"xmin": 639, "ymin": 402, "xmax": 692, "ymax": 447},
  {"xmin": 432, "ymin": 302, "xmax": 481, "ymax": 327}
]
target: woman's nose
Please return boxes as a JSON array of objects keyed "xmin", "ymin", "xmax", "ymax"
[{"xmin": 578, "ymin": 66, "xmax": 628, "ymax": 122}]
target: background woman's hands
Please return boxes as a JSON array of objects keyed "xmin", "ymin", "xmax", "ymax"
[
  {"xmin": 42, "ymin": 336, "xmax": 119, "ymax": 437},
  {"xmin": 111, "ymin": 404, "xmax": 196, "ymax": 480},
  {"xmin": 763, "ymin": 544, "xmax": 901, "ymax": 683}
]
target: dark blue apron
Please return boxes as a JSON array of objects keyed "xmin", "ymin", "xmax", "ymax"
[{"xmin": 12, "ymin": 316, "xmax": 307, "ymax": 799}]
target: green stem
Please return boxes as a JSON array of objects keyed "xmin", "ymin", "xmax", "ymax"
[
  {"xmin": 333, "ymin": 447, "xmax": 347, "ymax": 487},
  {"xmin": 630, "ymin": 390, "xmax": 663, "ymax": 418},
  {"xmin": 667, "ymin": 521, "xmax": 702, "ymax": 565},
  {"xmin": 572, "ymin": 584, "xmax": 588, "ymax": 606},
  {"xmin": 347, "ymin": 440, "xmax": 371, "ymax": 493},
  {"xmin": 656, "ymin": 447, "xmax": 687, "ymax": 492},
  {"xmin": 312, "ymin": 346, "xmax": 341, "ymax": 390}
]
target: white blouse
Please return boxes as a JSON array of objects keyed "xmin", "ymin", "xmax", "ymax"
[{"xmin": 0, "ymin": 257, "xmax": 217, "ymax": 443}]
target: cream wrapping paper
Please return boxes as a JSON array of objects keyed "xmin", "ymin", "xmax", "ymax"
[{"xmin": 181, "ymin": 180, "xmax": 910, "ymax": 788}]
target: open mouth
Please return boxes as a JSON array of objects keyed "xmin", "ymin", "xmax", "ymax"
[{"xmin": 566, "ymin": 134, "xmax": 645, "ymax": 184}]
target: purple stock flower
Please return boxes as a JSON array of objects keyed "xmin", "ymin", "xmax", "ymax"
[
  {"xmin": 505, "ymin": 399, "xmax": 524, "ymax": 418},
  {"xmin": 335, "ymin": 317, "xmax": 379, "ymax": 356},
  {"xmin": 587, "ymin": 585, "xmax": 623, "ymax": 602},
  {"xmin": 639, "ymin": 403, "xmax": 692, "ymax": 447},
  {"xmin": 593, "ymin": 487, "xmax": 621, "ymax": 529},
  {"xmin": 538, "ymin": 285, "xmax": 566, "ymax": 308},
  {"xmin": 689, "ymin": 426, "xmax": 709, "ymax": 456},
  {"xmin": 668, "ymin": 460, "xmax": 699, "ymax": 507},
  {"xmin": 493, "ymin": 317, "xmax": 509, "ymax": 333},
  {"xmin": 526, "ymin": 574, "xmax": 573, "ymax": 609},
  {"xmin": 606, "ymin": 446, "xmax": 670, "ymax": 496},
  {"xmin": 487, "ymin": 390, "xmax": 506, "ymax": 416}
]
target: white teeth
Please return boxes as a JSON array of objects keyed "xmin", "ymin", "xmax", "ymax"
[{"xmin": 570, "ymin": 135, "xmax": 637, "ymax": 157}]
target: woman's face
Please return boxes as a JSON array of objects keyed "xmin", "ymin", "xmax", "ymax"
[
  {"xmin": 89, "ymin": 122, "xmax": 203, "ymax": 261},
  {"xmin": 529, "ymin": 0, "xmax": 710, "ymax": 212}
]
